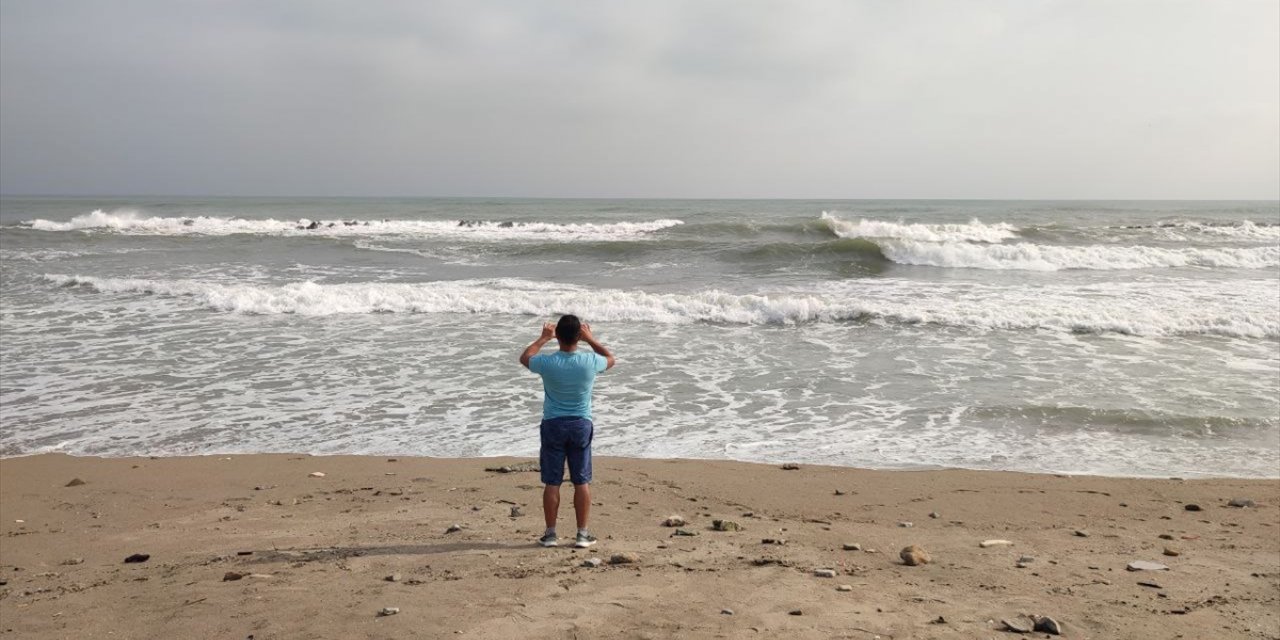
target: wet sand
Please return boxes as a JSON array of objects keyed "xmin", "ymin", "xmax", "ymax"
[{"xmin": 1, "ymin": 453, "xmax": 1277, "ymax": 639}]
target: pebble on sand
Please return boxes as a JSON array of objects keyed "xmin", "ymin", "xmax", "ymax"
[
  {"xmin": 1127, "ymin": 560, "xmax": 1169, "ymax": 571},
  {"xmin": 898, "ymin": 521, "xmax": 914, "ymax": 528},
  {"xmin": 223, "ymin": 571, "xmax": 246, "ymax": 581},
  {"xmin": 814, "ymin": 569, "xmax": 837, "ymax": 578},
  {"xmin": 788, "ymin": 609, "xmax": 803, "ymax": 616},
  {"xmin": 445, "ymin": 524, "xmax": 463, "ymax": 534},
  {"xmin": 842, "ymin": 543, "xmax": 862, "ymax": 551},
  {"xmin": 1228, "ymin": 497, "xmax": 1256, "ymax": 508},
  {"xmin": 928, "ymin": 511, "xmax": 940, "ymax": 519},
  {"xmin": 123, "ymin": 553, "xmax": 150, "ymax": 563},
  {"xmin": 308, "ymin": 472, "xmax": 326, "ymax": 478},
  {"xmin": 712, "ymin": 519, "xmax": 742, "ymax": 532},
  {"xmin": 1184, "ymin": 503, "xmax": 1201, "ymax": 511},
  {"xmin": 378, "ymin": 607, "xmax": 400, "ymax": 617},
  {"xmin": 900, "ymin": 545, "xmax": 931, "ymax": 566},
  {"xmin": 662, "ymin": 515, "xmax": 686, "ymax": 527},
  {"xmin": 64, "ymin": 478, "xmax": 86, "ymax": 487},
  {"xmin": 1163, "ymin": 547, "xmax": 1181, "ymax": 557},
  {"xmin": 980, "ymin": 539, "xmax": 1014, "ymax": 548},
  {"xmin": 510, "ymin": 506, "xmax": 524, "ymax": 517},
  {"xmin": 1073, "ymin": 530, "xmax": 1090, "ymax": 537},
  {"xmin": 720, "ymin": 608, "xmax": 734, "ymax": 615},
  {"xmin": 609, "ymin": 552, "xmax": 640, "ymax": 565},
  {"xmin": 1001, "ymin": 617, "xmax": 1034, "ymax": 633},
  {"xmin": 1033, "ymin": 615, "xmax": 1064, "ymax": 635},
  {"xmin": 836, "ymin": 584, "xmax": 853, "ymax": 592},
  {"xmin": 780, "ymin": 463, "xmax": 800, "ymax": 470},
  {"xmin": 60, "ymin": 558, "xmax": 84, "ymax": 566},
  {"xmin": 386, "ymin": 573, "xmax": 402, "ymax": 582},
  {"xmin": 582, "ymin": 558, "xmax": 603, "ymax": 568}
]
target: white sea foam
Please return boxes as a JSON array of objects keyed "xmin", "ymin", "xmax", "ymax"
[
  {"xmin": 25, "ymin": 209, "xmax": 684, "ymax": 241},
  {"xmin": 44, "ymin": 274, "xmax": 1280, "ymax": 338},
  {"xmin": 1154, "ymin": 220, "xmax": 1280, "ymax": 241},
  {"xmin": 876, "ymin": 239, "xmax": 1280, "ymax": 271},
  {"xmin": 821, "ymin": 212, "xmax": 1019, "ymax": 243}
]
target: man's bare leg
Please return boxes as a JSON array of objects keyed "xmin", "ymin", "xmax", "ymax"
[
  {"xmin": 573, "ymin": 483, "xmax": 591, "ymax": 530},
  {"xmin": 543, "ymin": 484, "xmax": 560, "ymax": 530}
]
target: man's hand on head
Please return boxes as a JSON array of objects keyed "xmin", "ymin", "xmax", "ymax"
[
  {"xmin": 579, "ymin": 322, "xmax": 594, "ymax": 343},
  {"xmin": 540, "ymin": 322, "xmax": 555, "ymax": 341}
]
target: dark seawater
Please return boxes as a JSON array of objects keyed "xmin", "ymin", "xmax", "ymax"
[{"xmin": 1, "ymin": 197, "xmax": 1277, "ymax": 477}]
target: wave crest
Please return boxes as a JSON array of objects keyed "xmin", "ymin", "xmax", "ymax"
[
  {"xmin": 45, "ymin": 274, "xmax": 1279, "ymax": 338},
  {"xmin": 821, "ymin": 213, "xmax": 1019, "ymax": 243},
  {"xmin": 24, "ymin": 209, "xmax": 683, "ymax": 241}
]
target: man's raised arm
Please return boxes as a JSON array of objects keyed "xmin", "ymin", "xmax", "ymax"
[
  {"xmin": 580, "ymin": 323, "xmax": 616, "ymax": 370},
  {"xmin": 520, "ymin": 323, "xmax": 556, "ymax": 369}
]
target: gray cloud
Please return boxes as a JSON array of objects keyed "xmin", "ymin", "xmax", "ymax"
[{"xmin": 1, "ymin": 0, "xmax": 1276, "ymax": 198}]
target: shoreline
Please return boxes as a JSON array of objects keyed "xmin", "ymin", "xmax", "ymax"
[
  {"xmin": 2, "ymin": 452, "xmax": 1277, "ymax": 639},
  {"xmin": 3, "ymin": 450, "xmax": 1276, "ymax": 481}
]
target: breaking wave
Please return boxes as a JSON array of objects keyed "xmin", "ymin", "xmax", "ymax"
[
  {"xmin": 820, "ymin": 212, "xmax": 1019, "ymax": 243},
  {"xmin": 875, "ymin": 240, "xmax": 1280, "ymax": 271},
  {"xmin": 819, "ymin": 213, "xmax": 1278, "ymax": 271},
  {"xmin": 45, "ymin": 274, "xmax": 1280, "ymax": 338},
  {"xmin": 22, "ymin": 209, "xmax": 683, "ymax": 241}
]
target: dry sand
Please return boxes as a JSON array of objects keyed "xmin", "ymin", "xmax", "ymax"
[{"xmin": 1, "ymin": 453, "xmax": 1277, "ymax": 639}]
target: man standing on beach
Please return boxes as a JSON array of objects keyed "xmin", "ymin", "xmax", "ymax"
[{"xmin": 520, "ymin": 315, "xmax": 615, "ymax": 548}]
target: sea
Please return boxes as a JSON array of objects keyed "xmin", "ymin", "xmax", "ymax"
[{"xmin": 1, "ymin": 197, "xmax": 1277, "ymax": 478}]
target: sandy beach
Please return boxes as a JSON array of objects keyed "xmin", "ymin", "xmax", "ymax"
[{"xmin": 0, "ymin": 454, "xmax": 1275, "ymax": 639}]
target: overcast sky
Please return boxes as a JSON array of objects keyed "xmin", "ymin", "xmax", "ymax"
[{"xmin": 1, "ymin": 1, "xmax": 1277, "ymax": 199}]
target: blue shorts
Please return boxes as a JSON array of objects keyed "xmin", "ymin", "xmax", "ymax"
[{"xmin": 539, "ymin": 416, "xmax": 593, "ymax": 486}]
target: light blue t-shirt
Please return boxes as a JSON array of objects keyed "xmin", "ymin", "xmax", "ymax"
[{"xmin": 528, "ymin": 349, "xmax": 608, "ymax": 420}]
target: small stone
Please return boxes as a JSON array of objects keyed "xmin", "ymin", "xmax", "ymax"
[
  {"xmin": 761, "ymin": 538, "xmax": 785, "ymax": 545},
  {"xmin": 814, "ymin": 569, "xmax": 837, "ymax": 578},
  {"xmin": 1032, "ymin": 615, "xmax": 1063, "ymax": 635},
  {"xmin": 898, "ymin": 521, "xmax": 914, "ymax": 528},
  {"xmin": 928, "ymin": 511, "xmax": 940, "ymax": 519},
  {"xmin": 445, "ymin": 524, "xmax": 463, "ymax": 533},
  {"xmin": 781, "ymin": 463, "xmax": 800, "ymax": 470},
  {"xmin": 510, "ymin": 506, "xmax": 524, "ymax": 517},
  {"xmin": 1183, "ymin": 504, "xmax": 1201, "ymax": 511},
  {"xmin": 712, "ymin": 519, "xmax": 741, "ymax": 532},
  {"xmin": 64, "ymin": 478, "xmax": 86, "ymax": 487},
  {"xmin": 1228, "ymin": 498, "xmax": 1256, "ymax": 508},
  {"xmin": 1017, "ymin": 555, "xmax": 1035, "ymax": 564},
  {"xmin": 123, "ymin": 553, "xmax": 150, "ymax": 563},
  {"xmin": 662, "ymin": 515, "xmax": 686, "ymax": 527},
  {"xmin": 387, "ymin": 458, "xmax": 397, "ymax": 462},
  {"xmin": 900, "ymin": 545, "xmax": 931, "ymax": 566},
  {"xmin": 980, "ymin": 539, "xmax": 1014, "ymax": 548},
  {"xmin": 842, "ymin": 543, "xmax": 862, "ymax": 551},
  {"xmin": 1001, "ymin": 617, "xmax": 1034, "ymax": 633},
  {"xmin": 673, "ymin": 528, "xmax": 699, "ymax": 537},
  {"xmin": 834, "ymin": 489, "xmax": 846, "ymax": 496},
  {"xmin": 386, "ymin": 573, "xmax": 402, "ymax": 582},
  {"xmin": 378, "ymin": 607, "xmax": 400, "ymax": 617},
  {"xmin": 1137, "ymin": 580, "xmax": 1163, "ymax": 588},
  {"xmin": 609, "ymin": 552, "xmax": 640, "ymax": 565},
  {"xmin": 582, "ymin": 558, "xmax": 603, "ymax": 568},
  {"xmin": 223, "ymin": 571, "xmax": 246, "ymax": 581},
  {"xmin": 60, "ymin": 558, "xmax": 84, "ymax": 566},
  {"xmin": 1073, "ymin": 529, "xmax": 1090, "ymax": 537},
  {"xmin": 721, "ymin": 608, "xmax": 734, "ymax": 615},
  {"xmin": 1163, "ymin": 547, "xmax": 1181, "ymax": 557},
  {"xmin": 836, "ymin": 584, "xmax": 853, "ymax": 592},
  {"xmin": 788, "ymin": 609, "xmax": 803, "ymax": 616},
  {"xmin": 931, "ymin": 615, "xmax": 947, "ymax": 624},
  {"xmin": 1158, "ymin": 534, "xmax": 1174, "ymax": 540},
  {"xmin": 308, "ymin": 472, "xmax": 326, "ymax": 478},
  {"xmin": 1127, "ymin": 560, "xmax": 1169, "ymax": 571}
]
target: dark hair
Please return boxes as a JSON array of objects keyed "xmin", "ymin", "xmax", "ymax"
[{"xmin": 555, "ymin": 314, "xmax": 582, "ymax": 344}]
